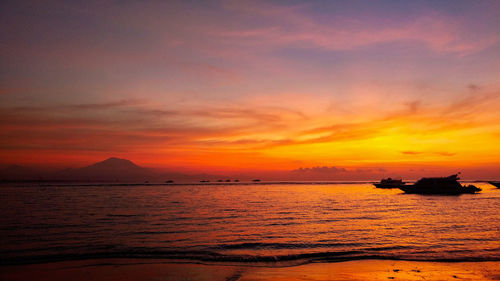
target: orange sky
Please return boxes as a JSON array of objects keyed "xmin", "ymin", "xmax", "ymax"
[{"xmin": 1, "ymin": 1, "xmax": 500, "ymax": 179}]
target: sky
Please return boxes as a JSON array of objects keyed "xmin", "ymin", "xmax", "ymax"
[{"xmin": 1, "ymin": 0, "xmax": 500, "ymax": 179}]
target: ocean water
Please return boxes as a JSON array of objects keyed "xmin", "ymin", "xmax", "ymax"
[{"xmin": 1, "ymin": 182, "xmax": 499, "ymax": 265}]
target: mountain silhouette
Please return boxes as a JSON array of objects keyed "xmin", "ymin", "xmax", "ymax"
[
  {"xmin": 57, "ymin": 157, "xmax": 155, "ymax": 182},
  {"xmin": 83, "ymin": 157, "xmax": 145, "ymax": 172},
  {"xmin": 1, "ymin": 157, "xmax": 224, "ymax": 183}
]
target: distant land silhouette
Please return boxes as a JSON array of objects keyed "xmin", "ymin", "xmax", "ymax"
[
  {"xmin": 0, "ymin": 164, "xmax": 45, "ymax": 181},
  {"xmin": 0, "ymin": 157, "xmax": 221, "ymax": 183},
  {"xmin": 2, "ymin": 158, "xmax": 497, "ymax": 183}
]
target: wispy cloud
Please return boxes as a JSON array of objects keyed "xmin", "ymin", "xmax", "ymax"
[
  {"xmin": 214, "ymin": 2, "xmax": 498, "ymax": 55},
  {"xmin": 292, "ymin": 166, "xmax": 347, "ymax": 174},
  {"xmin": 402, "ymin": 151, "xmax": 423, "ymax": 155},
  {"xmin": 402, "ymin": 151, "xmax": 456, "ymax": 157}
]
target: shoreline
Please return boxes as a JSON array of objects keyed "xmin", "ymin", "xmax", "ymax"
[{"xmin": 1, "ymin": 259, "xmax": 499, "ymax": 281}]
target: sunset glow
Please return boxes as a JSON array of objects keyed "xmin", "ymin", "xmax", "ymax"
[{"xmin": 1, "ymin": 1, "xmax": 500, "ymax": 179}]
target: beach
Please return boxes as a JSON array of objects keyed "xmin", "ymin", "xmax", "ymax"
[{"xmin": 2, "ymin": 259, "xmax": 499, "ymax": 281}]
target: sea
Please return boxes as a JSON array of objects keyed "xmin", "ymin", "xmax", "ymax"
[{"xmin": 1, "ymin": 182, "xmax": 499, "ymax": 266}]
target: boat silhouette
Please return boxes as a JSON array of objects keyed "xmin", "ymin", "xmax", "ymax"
[
  {"xmin": 373, "ymin": 178, "xmax": 405, "ymax": 188},
  {"xmin": 399, "ymin": 174, "xmax": 481, "ymax": 195}
]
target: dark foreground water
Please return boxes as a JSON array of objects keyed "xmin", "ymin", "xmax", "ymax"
[{"xmin": 1, "ymin": 182, "xmax": 499, "ymax": 265}]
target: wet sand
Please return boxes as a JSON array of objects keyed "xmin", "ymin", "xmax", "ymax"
[{"xmin": 1, "ymin": 259, "xmax": 499, "ymax": 281}]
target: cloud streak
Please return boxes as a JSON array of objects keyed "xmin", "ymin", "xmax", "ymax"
[{"xmin": 215, "ymin": 2, "xmax": 498, "ymax": 55}]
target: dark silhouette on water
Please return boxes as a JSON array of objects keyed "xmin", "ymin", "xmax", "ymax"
[
  {"xmin": 373, "ymin": 178, "xmax": 405, "ymax": 188},
  {"xmin": 399, "ymin": 174, "xmax": 481, "ymax": 195},
  {"xmin": 488, "ymin": 181, "xmax": 500, "ymax": 188}
]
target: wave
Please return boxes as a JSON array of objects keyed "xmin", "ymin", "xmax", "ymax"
[
  {"xmin": 210, "ymin": 242, "xmax": 364, "ymax": 250},
  {"xmin": 2, "ymin": 248, "xmax": 499, "ymax": 266}
]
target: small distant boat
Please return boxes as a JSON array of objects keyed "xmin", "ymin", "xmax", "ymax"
[
  {"xmin": 488, "ymin": 181, "xmax": 500, "ymax": 188},
  {"xmin": 165, "ymin": 180, "xmax": 174, "ymax": 184},
  {"xmin": 399, "ymin": 174, "xmax": 481, "ymax": 195},
  {"xmin": 374, "ymin": 178, "xmax": 405, "ymax": 188},
  {"xmin": 252, "ymin": 179, "xmax": 261, "ymax": 182}
]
